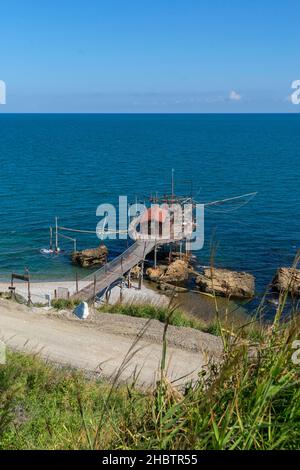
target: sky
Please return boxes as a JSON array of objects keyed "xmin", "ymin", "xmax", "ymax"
[{"xmin": 0, "ymin": 0, "xmax": 300, "ymax": 113}]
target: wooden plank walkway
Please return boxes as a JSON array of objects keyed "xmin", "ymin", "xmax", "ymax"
[{"xmin": 72, "ymin": 240, "xmax": 156, "ymax": 301}]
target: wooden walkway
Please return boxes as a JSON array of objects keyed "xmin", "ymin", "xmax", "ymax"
[{"xmin": 72, "ymin": 240, "xmax": 156, "ymax": 301}]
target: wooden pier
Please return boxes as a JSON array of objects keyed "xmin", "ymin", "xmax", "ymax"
[{"xmin": 71, "ymin": 240, "xmax": 157, "ymax": 301}]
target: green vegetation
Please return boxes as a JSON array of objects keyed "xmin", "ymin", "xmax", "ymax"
[
  {"xmin": 1, "ymin": 302, "xmax": 299, "ymax": 449},
  {"xmin": 98, "ymin": 302, "xmax": 265, "ymax": 341},
  {"xmin": 98, "ymin": 302, "xmax": 206, "ymax": 330},
  {"xmin": 0, "ymin": 352, "xmax": 127, "ymax": 449},
  {"xmin": 51, "ymin": 298, "xmax": 80, "ymax": 310}
]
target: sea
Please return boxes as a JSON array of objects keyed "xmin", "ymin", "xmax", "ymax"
[{"xmin": 0, "ymin": 113, "xmax": 299, "ymax": 315}]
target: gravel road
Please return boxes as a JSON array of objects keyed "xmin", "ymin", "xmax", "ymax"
[{"xmin": 0, "ymin": 298, "xmax": 222, "ymax": 388}]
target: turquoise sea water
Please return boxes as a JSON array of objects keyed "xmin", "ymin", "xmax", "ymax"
[{"xmin": 0, "ymin": 114, "xmax": 299, "ymax": 302}]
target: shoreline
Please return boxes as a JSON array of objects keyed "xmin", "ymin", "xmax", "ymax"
[
  {"xmin": 0, "ymin": 279, "xmax": 170, "ymax": 309},
  {"xmin": 0, "ymin": 277, "xmax": 249, "ymax": 326}
]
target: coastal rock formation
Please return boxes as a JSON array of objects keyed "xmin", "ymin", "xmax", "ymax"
[
  {"xmin": 161, "ymin": 260, "xmax": 190, "ymax": 285},
  {"xmin": 196, "ymin": 268, "xmax": 255, "ymax": 299},
  {"xmin": 146, "ymin": 265, "xmax": 167, "ymax": 282},
  {"xmin": 71, "ymin": 244, "xmax": 108, "ymax": 268},
  {"xmin": 130, "ymin": 265, "xmax": 142, "ymax": 279},
  {"xmin": 159, "ymin": 282, "xmax": 188, "ymax": 293},
  {"xmin": 272, "ymin": 267, "xmax": 300, "ymax": 296}
]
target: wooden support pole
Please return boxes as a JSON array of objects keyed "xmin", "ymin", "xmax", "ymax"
[
  {"xmin": 141, "ymin": 261, "xmax": 144, "ymax": 288},
  {"xmin": 76, "ymin": 272, "xmax": 79, "ymax": 293},
  {"xmin": 128, "ymin": 269, "xmax": 131, "ymax": 288},
  {"xmin": 55, "ymin": 216, "xmax": 58, "ymax": 252},
  {"xmin": 120, "ymin": 282, "xmax": 123, "ymax": 303},
  {"xmin": 49, "ymin": 226, "xmax": 53, "ymax": 251},
  {"xmin": 93, "ymin": 275, "xmax": 96, "ymax": 299},
  {"xmin": 185, "ymin": 239, "xmax": 190, "ymax": 258},
  {"xmin": 154, "ymin": 240, "xmax": 157, "ymax": 268},
  {"xmin": 138, "ymin": 264, "xmax": 142, "ymax": 290},
  {"xmin": 26, "ymin": 268, "xmax": 31, "ymax": 306}
]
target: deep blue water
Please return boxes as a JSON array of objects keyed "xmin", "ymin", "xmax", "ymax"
[{"xmin": 0, "ymin": 114, "xmax": 299, "ymax": 300}]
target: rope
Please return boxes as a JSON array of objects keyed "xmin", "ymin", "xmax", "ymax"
[
  {"xmin": 58, "ymin": 226, "xmax": 128, "ymax": 235},
  {"xmin": 202, "ymin": 191, "xmax": 258, "ymax": 207}
]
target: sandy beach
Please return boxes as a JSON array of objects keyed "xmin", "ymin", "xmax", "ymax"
[{"xmin": 0, "ymin": 279, "xmax": 169, "ymax": 307}]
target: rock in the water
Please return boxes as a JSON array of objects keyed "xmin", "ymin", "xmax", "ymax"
[
  {"xmin": 146, "ymin": 265, "xmax": 166, "ymax": 282},
  {"xmin": 272, "ymin": 267, "xmax": 300, "ymax": 296},
  {"xmin": 130, "ymin": 265, "xmax": 142, "ymax": 279},
  {"xmin": 72, "ymin": 244, "xmax": 108, "ymax": 268},
  {"xmin": 159, "ymin": 282, "xmax": 188, "ymax": 293},
  {"xmin": 73, "ymin": 301, "xmax": 89, "ymax": 319},
  {"xmin": 196, "ymin": 268, "xmax": 255, "ymax": 299},
  {"xmin": 162, "ymin": 260, "xmax": 189, "ymax": 285}
]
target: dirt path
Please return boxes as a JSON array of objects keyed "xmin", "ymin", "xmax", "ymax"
[{"xmin": 0, "ymin": 299, "xmax": 222, "ymax": 388}]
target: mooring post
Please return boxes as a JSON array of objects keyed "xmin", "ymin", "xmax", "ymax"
[
  {"xmin": 49, "ymin": 226, "xmax": 53, "ymax": 251},
  {"xmin": 55, "ymin": 216, "xmax": 58, "ymax": 252}
]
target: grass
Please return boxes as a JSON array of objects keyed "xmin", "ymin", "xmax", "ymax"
[
  {"xmin": 98, "ymin": 302, "xmax": 206, "ymax": 331},
  {"xmin": 1, "ymin": 311, "xmax": 299, "ymax": 449},
  {"xmin": 98, "ymin": 302, "xmax": 265, "ymax": 341},
  {"xmin": 0, "ymin": 352, "xmax": 129, "ymax": 449},
  {"xmin": 51, "ymin": 298, "xmax": 80, "ymax": 310},
  {"xmin": 1, "ymin": 258, "xmax": 300, "ymax": 449}
]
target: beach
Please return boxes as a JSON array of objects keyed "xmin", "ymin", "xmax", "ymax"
[{"xmin": 0, "ymin": 279, "xmax": 170, "ymax": 307}]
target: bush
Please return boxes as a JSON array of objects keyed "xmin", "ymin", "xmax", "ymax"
[{"xmin": 51, "ymin": 298, "xmax": 79, "ymax": 310}]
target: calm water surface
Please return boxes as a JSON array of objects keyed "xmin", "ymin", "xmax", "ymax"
[{"xmin": 0, "ymin": 114, "xmax": 299, "ymax": 316}]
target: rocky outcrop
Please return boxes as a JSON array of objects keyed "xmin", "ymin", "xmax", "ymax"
[
  {"xmin": 162, "ymin": 260, "xmax": 190, "ymax": 285},
  {"xmin": 159, "ymin": 282, "xmax": 188, "ymax": 293},
  {"xmin": 272, "ymin": 267, "xmax": 300, "ymax": 296},
  {"xmin": 196, "ymin": 268, "xmax": 255, "ymax": 299},
  {"xmin": 71, "ymin": 244, "xmax": 108, "ymax": 268},
  {"xmin": 146, "ymin": 265, "xmax": 167, "ymax": 282},
  {"xmin": 145, "ymin": 260, "xmax": 189, "ymax": 286},
  {"xmin": 130, "ymin": 265, "xmax": 142, "ymax": 279}
]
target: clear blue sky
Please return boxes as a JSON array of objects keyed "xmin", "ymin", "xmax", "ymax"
[{"xmin": 0, "ymin": 0, "xmax": 299, "ymax": 112}]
